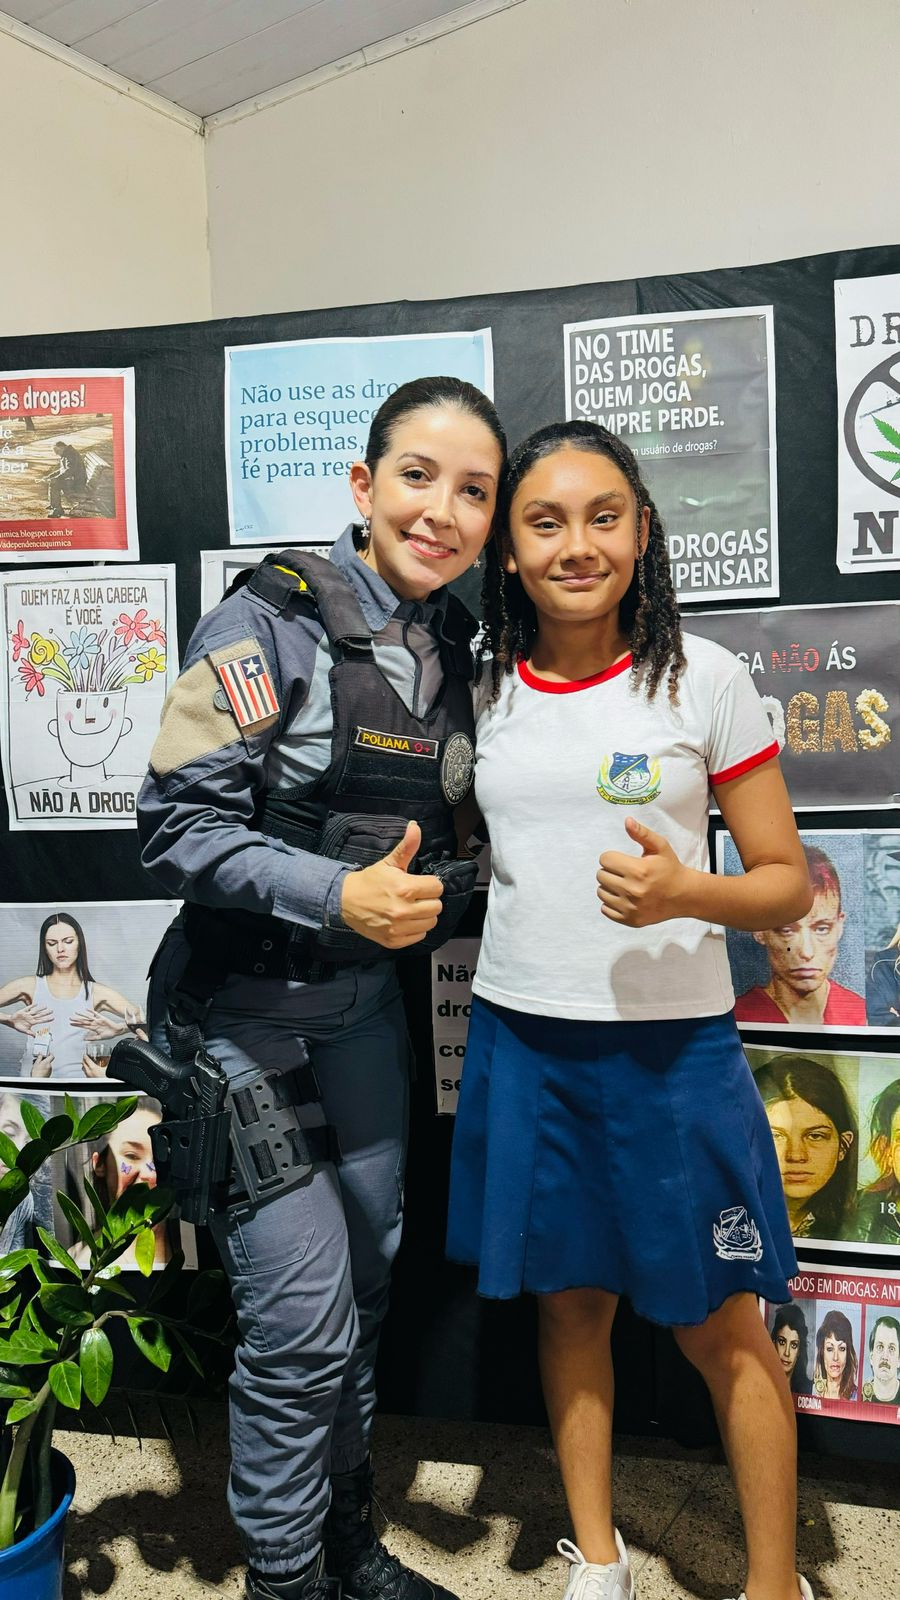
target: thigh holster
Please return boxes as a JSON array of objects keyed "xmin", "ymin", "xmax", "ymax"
[{"xmin": 226, "ymin": 1059, "xmax": 342, "ymax": 1216}]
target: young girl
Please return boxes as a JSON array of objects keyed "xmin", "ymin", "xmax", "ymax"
[{"xmin": 447, "ymin": 421, "xmax": 815, "ymax": 1600}]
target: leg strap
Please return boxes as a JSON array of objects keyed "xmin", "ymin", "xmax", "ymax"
[{"xmin": 226, "ymin": 1059, "xmax": 342, "ymax": 1216}]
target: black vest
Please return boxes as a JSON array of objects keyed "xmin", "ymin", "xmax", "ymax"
[{"xmin": 184, "ymin": 549, "xmax": 479, "ymax": 977}]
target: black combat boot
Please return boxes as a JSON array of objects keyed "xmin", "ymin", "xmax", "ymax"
[
  {"xmin": 323, "ymin": 1459, "xmax": 458, "ymax": 1600},
  {"xmin": 245, "ymin": 1547, "xmax": 340, "ymax": 1599}
]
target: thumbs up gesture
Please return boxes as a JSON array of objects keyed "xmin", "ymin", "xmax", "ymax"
[
  {"xmin": 596, "ymin": 816, "xmax": 686, "ymax": 927},
  {"xmin": 340, "ymin": 820, "xmax": 445, "ymax": 949}
]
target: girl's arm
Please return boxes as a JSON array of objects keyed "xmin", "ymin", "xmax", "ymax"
[
  {"xmin": 0, "ymin": 977, "xmax": 49, "ymax": 1032},
  {"xmin": 597, "ymin": 758, "xmax": 812, "ymax": 931}
]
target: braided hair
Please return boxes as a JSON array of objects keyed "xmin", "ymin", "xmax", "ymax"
[{"xmin": 481, "ymin": 421, "xmax": 685, "ymax": 701}]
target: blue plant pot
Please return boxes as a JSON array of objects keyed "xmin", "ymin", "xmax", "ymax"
[{"xmin": 0, "ymin": 1449, "xmax": 75, "ymax": 1600}]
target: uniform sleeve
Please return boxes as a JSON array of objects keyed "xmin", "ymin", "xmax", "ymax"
[
  {"xmin": 706, "ymin": 659, "xmax": 779, "ymax": 787},
  {"xmin": 137, "ymin": 590, "xmax": 348, "ymax": 931}
]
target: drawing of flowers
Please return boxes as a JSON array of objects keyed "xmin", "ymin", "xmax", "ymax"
[
  {"xmin": 9, "ymin": 613, "xmax": 168, "ymax": 699},
  {"xmin": 18, "ymin": 658, "xmax": 45, "ymax": 696},
  {"xmin": 65, "ymin": 626, "xmax": 101, "ymax": 673},
  {"xmin": 114, "ymin": 608, "xmax": 154, "ymax": 647},
  {"xmin": 10, "ymin": 620, "xmax": 28, "ymax": 661},
  {"xmin": 28, "ymin": 633, "xmax": 59, "ymax": 667},
  {"xmin": 128, "ymin": 646, "xmax": 166, "ymax": 683}
]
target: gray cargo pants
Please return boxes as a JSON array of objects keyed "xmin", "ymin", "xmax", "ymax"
[{"xmin": 149, "ymin": 929, "xmax": 409, "ymax": 1575}]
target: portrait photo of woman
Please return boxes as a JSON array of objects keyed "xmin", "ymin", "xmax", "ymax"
[
  {"xmin": 769, "ymin": 1302, "xmax": 813, "ymax": 1396},
  {"xmin": 813, "ymin": 1308, "xmax": 859, "ymax": 1401},
  {"xmin": 855, "ymin": 1075, "xmax": 900, "ymax": 1247},
  {"xmin": 59, "ymin": 1095, "xmax": 192, "ymax": 1271},
  {"xmin": 751, "ymin": 1053, "xmax": 858, "ymax": 1245}
]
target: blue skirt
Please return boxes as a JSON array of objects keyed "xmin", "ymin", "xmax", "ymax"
[{"xmin": 446, "ymin": 999, "xmax": 797, "ymax": 1326}]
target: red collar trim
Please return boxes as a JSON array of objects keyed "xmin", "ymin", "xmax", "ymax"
[{"xmin": 517, "ymin": 654, "xmax": 632, "ymax": 693}]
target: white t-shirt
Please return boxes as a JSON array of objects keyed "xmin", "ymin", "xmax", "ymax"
[{"xmin": 472, "ymin": 633, "xmax": 778, "ymax": 1022}]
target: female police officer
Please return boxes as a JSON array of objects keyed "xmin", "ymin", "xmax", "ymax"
[{"xmin": 137, "ymin": 377, "xmax": 506, "ymax": 1600}]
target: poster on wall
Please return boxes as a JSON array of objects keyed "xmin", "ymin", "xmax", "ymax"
[
  {"xmin": 835, "ymin": 273, "xmax": 900, "ymax": 573},
  {"xmin": 225, "ymin": 330, "xmax": 494, "ymax": 546},
  {"xmin": 764, "ymin": 1265, "xmax": 900, "ymax": 1422},
  {"xmin": 686, "ymin": 602, "xmax": 900, "ymax": 810},
  {"xmin": 718, "ymin": 828, "xmax": 900, "ymax": 1034},
  {"xmin": 0, "ymin": 1086, "xmax": 197, "ymax": 1269},
  {"xmin": 746, "ymin": 1044, "xmax": 900, "ymax": 1252},
  {"xmin": 0, "ymin": 369, "xmax": 137, "ymax": 563},
  {"xmin": 200, "ymin": 545, "xmax": 331, "ymax": 616},
  {"xmin": 563, "ymin": 307, "xmax": 777, "ymax": 603},
  {"xmin": 0, "ymin": 900, "xmax": 177, "ymax": 1087},
  {"xmin": 431, "ymin": 939, "xmax": 478, "ymax": 1115},
  {"xmin": 0, "ymin": 565, "xmax": 176, "ymax": 830}
]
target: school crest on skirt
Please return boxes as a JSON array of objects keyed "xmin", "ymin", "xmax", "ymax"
[
  {"xmin": 713, "ymin": 1205, "xmax": 763, "ymax": 1262},
  {"xmin": 596, "ymin": 751, "xmax": 661, "ymax": 805}
]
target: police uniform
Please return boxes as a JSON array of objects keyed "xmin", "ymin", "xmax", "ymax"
[{"xmin": 137, "ymin": 527, "xmax": 475, "ymax": 1598}]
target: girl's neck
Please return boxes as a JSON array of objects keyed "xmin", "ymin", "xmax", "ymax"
[
  {"xmin": 45, "ymin": 970, "xmax": 81, "ymax": 996},
  {"xmin": 530, "ymin": 613, "xmax": 630, "ymax": 682}
]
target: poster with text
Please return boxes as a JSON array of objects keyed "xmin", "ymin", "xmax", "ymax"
[
  {"xmin": 686, "ymin": 602, "xmax": 900, "ymax": 810},
  {"xmin": 835, "ymin": 273, "xmax": 900, "ymax": 573},
  {"xmin": 0, "ymin": 565, "xmax": 176, "ymax": 829},
  {"xmin": 718, "ymin": 829, "xmax": 900, "ymax": 1035},
  {"xmin": 746, "ymin": 1044, "xmax": 900, "ymax": 1253},
  {"xmin": 0, "ymin": 900, "xmax": 177, "ymax": 1086},
  {"xmin": 563, "ymin": 307, "xmax": 777, "ymax": 602},
  {"xmin": 200, "ymin": 545, "xmax": 331, "ymax": 616},
  {"xmin": 431, "ymin": 938, "xmax": 479, "ymax": 1115},
  {"xmin": 0, "ymin": 368, "xmax": 137, "ymax": 562},
  {"xmin": 764, "ymin": 1264, "xmax": 900, "ymax": 1422},
  {"xmin": 0, "ymin": 1087, "xmax": 197, "ymax": 1270},
  {"xmin": 226, "ymin": 330, "xmax": 494, "ymax": 545}
]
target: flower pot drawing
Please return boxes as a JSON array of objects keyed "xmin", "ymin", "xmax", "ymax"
[{"xmin": 47, "ymin": 689, "xmax": 133, "ymax": 786}]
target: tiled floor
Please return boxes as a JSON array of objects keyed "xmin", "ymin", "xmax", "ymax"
[{"xmin": 57, "ymin": 1406, "xmax": 897, "ymax": 1599}]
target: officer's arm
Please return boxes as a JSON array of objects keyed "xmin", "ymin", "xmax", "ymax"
[{"xmin": 137, "ymin": 598, "xmax": 346, "ymax": 932}]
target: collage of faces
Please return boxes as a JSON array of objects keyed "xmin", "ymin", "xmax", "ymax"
[{"xmin": 765, "ymin": 1268, "xmax": 900, "ymax": 1422}]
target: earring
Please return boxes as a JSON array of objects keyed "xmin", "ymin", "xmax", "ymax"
[
  {"xmin": 362, "ymin": 515, "xmax": 371, "ymax": 547},
  {"xmin": 474, "ymin": 556, "xmax": 482, "ymax": 569}
]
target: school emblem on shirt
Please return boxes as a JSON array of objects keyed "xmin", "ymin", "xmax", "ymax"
[
  {"xmin": 713, "ymin": 1206, "xmax": 763, "ymax": 1262},
  {"xmin": 596, "ymin": 752, "xmax": 661, "ymax": 805}
]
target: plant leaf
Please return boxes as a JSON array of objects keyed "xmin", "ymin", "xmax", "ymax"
[
  {"xmin": 64, "ymin": 1093, "xmax": 80, "ymax": 1128},
  {"xmin": 187, "ymin": 1270, "xmax": 228, "ymax": 1322},
  {"xmin": 0, "ymin": 1169, "xmax": 28, "ymax": 1213},
  {"xmin": 127, "ymin": 1317, "xmax": 171, "ymax": 1373},
  {"xmin": 15, "ymin": 1138, "xmax": 53, "ymax": 1179},
  {"xmin": 6, "ymin": 1396, "xmax": 40, "ymax": 1423},
  {"xmin": 75, "ymin": 1099, "xmax": 137, "ymax": 1145},
  {"xmin": 36, "ymin": 1228, "xmax": 81, "ymax": 1280},
  {"xmin": 0, "ymin": 1131, "xmax": 20, "ymax": 1171},
  {"xmin": 18, "ymin": 1102, "xmax": 45, "ymax": 1141},
  {"xmin": 172, "ymin": 1329, "xmax": 204, "ymax": 1379},
  {"xmin": 0, "ymin": 1249, "xmax": 39, "ymax": 1276},
  {"xmin": 48, "ymin": 1360, "xmax": 82, "ymax": 1410},
  {"xmin": 0, "ymin": 1381, "xmax": 31, "ymax": 1399},
  {"xmin": 38, "ymin": 1283, "xmax": 93, "ymax": 1328},
  {"xmin": 874, "ymin": 414, "xmax": 900, "ymax": 449},
  {"xmin": 108, "ymin": 1182, "xmax": 172, "ymax": 1240},
  {"xmin": 83, "ymin": 1179, "xmax": 109, "ymax": 1233},
  {"xmin": 0, "ymin": 1333, "xmax": 54, "ymax": 1364},
  {"xmin": 134, "ymin": 1228, "xmax": 156, "ymax": 1278},
  {"xmin": 56, "ymin": 1194, "xmax": 97, "ymax": 1259},
  {"xmin": 146, "ymin": 1249, "xmax": 185, "ymax": 1308},
  {"xmin": 41, "ymin": 1115, "xmax": 74, "ymax": 1150},
  {"xmin": 79, "ymin": 1327, "xmax": 113, "ymax": 1406}
]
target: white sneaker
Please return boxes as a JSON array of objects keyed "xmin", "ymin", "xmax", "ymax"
[
  {"xmin": 557, "ymin": 1531, "xmax": 635, "ymax": 1600},
  {"xmin": 729, "ymin": 1577, "xmax": 815, "ymax": 1600}
]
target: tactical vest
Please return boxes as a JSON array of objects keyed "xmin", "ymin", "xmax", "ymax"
[{"xmin": 183, "ymin": 549, "xmax": 479, "ymax": 979}]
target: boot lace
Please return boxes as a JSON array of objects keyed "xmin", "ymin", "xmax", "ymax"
[{"xmin": 557, "ymin": 1539, "xmax": 625, "ymax": 1600}]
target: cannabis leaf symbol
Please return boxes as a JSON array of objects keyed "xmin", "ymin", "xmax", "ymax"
[{"xmin": 872, "ymin": 415, "xmax": 900, "ymax": 482}]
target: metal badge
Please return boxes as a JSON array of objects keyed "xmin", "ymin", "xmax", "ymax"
[{"xmin": 440, "ymin": 732, "xmax": 475, "ymax": 805}]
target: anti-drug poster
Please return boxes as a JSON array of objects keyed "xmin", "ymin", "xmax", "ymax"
[
  {"xmin": 685, "ymin": 602, "xmax": 900, "ymax": 810},
  {"xmin": 764, "ymin": 1265, "xmax": 900, "ymax": 1423},
  {"xmin": 563, "ymin": 307, "xmax": 777, "ymax": 603},
  {"xmin": 431, "ymin": 939, "xmax": 478, "ymax": 1115},
  {"xmin": 225, "ymin": 330, "xmax": 493, "ymax": 545},
  {"xmin": 200, "ymin": 545, "xmax": 330, "ymax": 616},
  {"xmin": 0, "ymin": 566, "xmax": 176, "ymax": 829},
  {"xmin": 745, "ymin": 1044, "xmax": 900, "ymax": 1253},
  {"xmin": 835, "ymin": 273, "xmax": 900, "ymax": 573},
  {"xmin": 0, "ymin": 368, "xmax": 138, "ymax": 562}
]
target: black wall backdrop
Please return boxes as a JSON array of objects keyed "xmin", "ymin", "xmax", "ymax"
[{"xmin": 2, "ymin": 241, "xmax": 899, "ymax": 1464}]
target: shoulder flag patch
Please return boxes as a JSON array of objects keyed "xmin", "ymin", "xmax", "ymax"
[{"xmin": 210, "ymin": 637, "xmax": 279, "ymax": 730}]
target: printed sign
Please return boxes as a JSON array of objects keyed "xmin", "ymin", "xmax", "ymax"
[
  {"xmin": 0, "ymin": 566, "xmax": 176, "ymax": 829},
  {"xmin": 747, "ymin": 1044, "xmax": 900, "ymax": 1253},
  {"xmin": 431, "ymin": 939, "xmax": 478, "ymax": 1115},
  {"xmin": 835, "ymin": 273, "xmax": 900, "ymax": 572},
  {"xmin": 225, "ymin": 330, "xmax": 493, "ymax": 545},
  {"xmin": 0, "ymin": 368, "xmax": 137, "ymax": 562},
  {"xmin": 686, "ymin": 603, "xmax": 900, "ymax": 810},
  {"xmin": 563, "ymin": 307, "xmax": 777, "ymax": 602},
  {"xmin": 764, "ymin": 1265, "xmax": 900, "ymax": 1423}
]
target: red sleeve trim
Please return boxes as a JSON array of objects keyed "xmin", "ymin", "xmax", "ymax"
[{"xmin": 709, "ymin": 740, "xmax": 780, "ymax": 786}]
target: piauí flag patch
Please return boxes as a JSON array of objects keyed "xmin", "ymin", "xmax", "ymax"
[{"xmin": 215, "ymin": 651, "xmax": 279, "ymax": 728}]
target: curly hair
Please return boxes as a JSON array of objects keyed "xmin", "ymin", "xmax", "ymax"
[{"xmin": 480, "ymin": 421, "xmax": 685, "ymax": 701}]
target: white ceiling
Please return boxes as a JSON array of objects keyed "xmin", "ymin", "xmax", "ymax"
[{"xmin": 0, "ymin": 1, "xmax": 480, "ymax": 117}]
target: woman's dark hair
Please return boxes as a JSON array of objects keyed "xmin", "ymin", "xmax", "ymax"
[
  {"xmin": 867, "ymin": 1076, "xmax": 900, "ymax": 1179},
  {"xmin": 480, "ymin": 420, "xmax": 685, "ymax": 700},
  {"xmin": 815, "ymin": 1308, "xmax": 858, "ymax": 1399},
  {"xmin": 364, "ymin": 376, "xmax": 507, "ymax": 474},
  {"xmin": 753, "ymin": 1054, "xmax": 858, "ymax": 1235},
  {"xmin": 36, "ymin": 912, "xmax": 93, "ymax": 999},
  {"xmin": 771, "ymin": 1302, "xmax": 811, "ymax": 1394},
  {"xmin": 87, "ymin": 1095, "xmax": 162, "ymax": 1211}
]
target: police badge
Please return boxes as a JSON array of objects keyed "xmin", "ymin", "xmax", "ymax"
[
  {"xmin": 596, "ymin": 751, "xmax": 661, "ymax": 805},
  {"xmin": 440, "ymin": 732, "xmax": 475, "ymax": 805}
]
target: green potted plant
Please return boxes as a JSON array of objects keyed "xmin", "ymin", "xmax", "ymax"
[{"xmin": 0, "ymin": 1092, "xmax": 224, "ymax": 1599}]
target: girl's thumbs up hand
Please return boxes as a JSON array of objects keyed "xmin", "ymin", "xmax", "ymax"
[{"xmin": 596, "ymin": 816, "xmax": 688, "ymax": 926}]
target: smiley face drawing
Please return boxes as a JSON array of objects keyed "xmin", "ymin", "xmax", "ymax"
[{"xmin": 48, "ymin": 689, "xmax": 133, "ymax": 786}]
